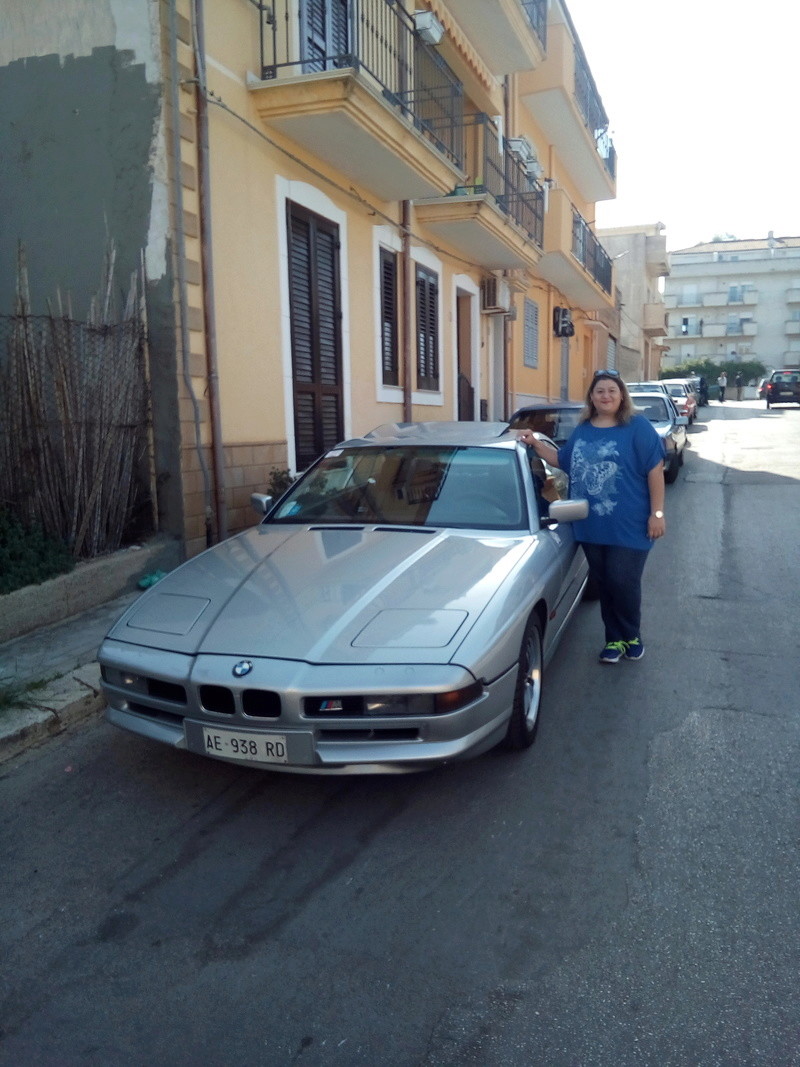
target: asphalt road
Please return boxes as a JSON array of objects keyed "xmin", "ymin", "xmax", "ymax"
[{"xmin": 1, "ymin": 400, "xmax": 798, "ymax": 1067}]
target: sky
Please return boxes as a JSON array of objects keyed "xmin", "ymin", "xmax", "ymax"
[{"xmin": 564, "ymin": 0, "xmax": 800, "ymax": 251}]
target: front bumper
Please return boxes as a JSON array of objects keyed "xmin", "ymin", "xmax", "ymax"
[{"xmin": 99, "ymin": 641, "xmax": 517, "ymax": 774}]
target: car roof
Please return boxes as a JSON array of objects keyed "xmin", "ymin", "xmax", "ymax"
[
  {"xmin": 510, "ymin": 402, "xmax": 583, "ymax": 412},
  {"xmin": 341, "ymin": 421, "xmax": 515, "ymax": 449}
]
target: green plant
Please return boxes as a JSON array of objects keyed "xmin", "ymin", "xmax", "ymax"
[
  {"xmin": 0, "ymin": 675, "xmax": 55, "ymax": 714},
  {"xmin": 267, "ymin": 469, "xmax": 297, "ymax": 498},
  {"xmin": 0, "ymin": 508, "xmax": 75, "ymax": 595}
]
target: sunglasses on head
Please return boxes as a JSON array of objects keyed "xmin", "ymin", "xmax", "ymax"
[{"xmin": 593, "ymin": 368, "xmax": 620, "ymax": 378}]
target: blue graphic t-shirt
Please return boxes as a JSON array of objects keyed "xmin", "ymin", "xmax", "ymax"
[{"xmin": 558, "ymin": 415, "xmax": 664, "ymax": 550}]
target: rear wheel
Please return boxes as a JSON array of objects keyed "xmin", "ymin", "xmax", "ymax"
[{"xmin": 503, "ymin": 617, "xmax": 543, "ymax": 751}]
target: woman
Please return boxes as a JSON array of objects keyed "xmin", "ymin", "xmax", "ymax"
[{"xmin": 518, "ymin": 371, "xmax": 665, "ymax": 663}]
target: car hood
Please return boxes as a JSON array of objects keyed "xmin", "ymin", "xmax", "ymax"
[{"xmin": 106, "ymin": 524, "xmax": 531, "ymax": 665}]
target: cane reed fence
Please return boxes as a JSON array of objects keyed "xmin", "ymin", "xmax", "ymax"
[{"xmin": 0, "ymin": 254, "xmax": 154, "ymax": 559}]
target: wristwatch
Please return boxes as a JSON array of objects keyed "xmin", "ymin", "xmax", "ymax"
[{"xmin": 652, "ymin": 510, "xmax": 664, "ymax": 519}]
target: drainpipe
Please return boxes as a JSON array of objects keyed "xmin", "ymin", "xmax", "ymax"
[
  {"xmin": 193, "ymin": 0, "xmax": 228, "ymax": 541},
  {"xmin": 401, "ymin": 200, "xmax": 413, "ymax": 422},
  {"xmin": 167, "ymin": 0, "xmax": 213, "ymax": 547},
  {"xmin": 502, "ymin": 75, "xmax": 511, "ymax": 419}
]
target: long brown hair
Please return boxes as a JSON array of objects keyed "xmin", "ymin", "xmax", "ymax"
[{"xmin": 580, "ymin": 371, "xmax": 636, "ymax": 425}]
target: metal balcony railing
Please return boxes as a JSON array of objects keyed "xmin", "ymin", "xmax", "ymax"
[
  {"xmin": 571, "ymin": 210, "xmax": 612, "ymax": 293},
  {"xmin": 258, "ymin": 0, "xmax": 464, "ymax": 169},
  {"xmin": 521, "ymin": 0, "xmax": 548, "ymax": 47},
  {"xmin": 453, "ymin": 114, "xmax": 544, "ymax": 247},
  {"xmin": 573, "ymin": 46, "xmax": 616, "ymax": 180}
]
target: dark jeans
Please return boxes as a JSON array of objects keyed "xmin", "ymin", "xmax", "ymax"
[{"xmin": 581, "ymin": 543, "xmax": 649, "ymax": 644}]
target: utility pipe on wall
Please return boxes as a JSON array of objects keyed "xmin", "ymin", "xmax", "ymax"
[
  {"xmin": 401, "ymin": 199, "xmax": 413, "ymax": 422},
  {"xmin": 192, "ymin": 0, "xmax": 227, "ymax": 541},
  {"xmin": 167, "ymin": 0, "xmax": 213, "ymax": 548}
]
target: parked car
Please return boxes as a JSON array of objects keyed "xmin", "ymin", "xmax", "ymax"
[
  {"xmin": 99, "ymin": 422, "xmax": 590, "ymax": 775},
  {"xmin": 661, "ymin": 379, "xmax": 698, "ymax": 423},
  {"xmin": 507, "ymin": 401, "xmax": 584, "ymax": 445},
  {"xmin": 627, "ymin": 383, "xmax": 681, "ymax": 421},
  {"xmin": 757, "ymin": 376, "xmax": 770, "ymax": 400},
  {"xmin": 630, "ymin": 392, "xmax": 689, "ymax": 484},
  {"xmin": 765, "ymin": 369, "xmax": 800, "ymax": 408}
]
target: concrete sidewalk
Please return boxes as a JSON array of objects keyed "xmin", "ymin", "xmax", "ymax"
[{"xmin": 0, "ymin": 591, "xmax": 138, "ymax": 762}]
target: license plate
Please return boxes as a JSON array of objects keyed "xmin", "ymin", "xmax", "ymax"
[
  {"xmin": 201, "ymin": 727, "xmax": 288, "ymax": 764},
  {"xmin": 779, "ymin": 391, "xmax": 793, "ymax": 397}
]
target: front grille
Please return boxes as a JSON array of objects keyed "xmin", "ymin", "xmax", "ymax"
[
  {"xmin": 242, "ymin": 689, "xmax": 281, "ymax": 718},
  {"xmin": 200, "ymin": 685, "xmax": 235, "ymax": 715}
]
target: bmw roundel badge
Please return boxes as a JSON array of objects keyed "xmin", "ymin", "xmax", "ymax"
[{"xmin": 232, "ymin": 660, "xmax": 253, "ymax": 678}]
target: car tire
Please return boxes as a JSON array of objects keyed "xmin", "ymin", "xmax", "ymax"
[
  {"xmin": 503, "ymin": 616, "xmax": 543, "ymax": 751},
  {"xmin": 665, "ymin": 456, "xmax": 679, "ymax": 484}
]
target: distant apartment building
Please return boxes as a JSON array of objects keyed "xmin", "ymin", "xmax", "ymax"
[
  {"xmin": 663, "ymin": 234, "xmax": 800, "ymax": 372},
  {"xmin": 2, "ymin": 0, "xmax": 618, "ymax": 556},
  {"xmin": 597, "ymin": 223, "xmax": 669, "ymax": 381}
]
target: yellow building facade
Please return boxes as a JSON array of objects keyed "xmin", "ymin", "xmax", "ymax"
[{"xmin": 163, "ymin": 0, "xmax": 617, "ymax": 553}]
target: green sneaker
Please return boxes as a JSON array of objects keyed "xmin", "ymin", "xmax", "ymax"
[
  {"xmin": 624, "ymin": 638, "xmax": 645, "ymax": 661},
  {"xmin": 599, "ymin": 641, "xmax": 627, "ymax": 664}
]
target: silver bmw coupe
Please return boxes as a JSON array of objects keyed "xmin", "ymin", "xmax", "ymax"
[{"xmin": 99, "ymin": 422, "xmax": 588, "ymax": 774}]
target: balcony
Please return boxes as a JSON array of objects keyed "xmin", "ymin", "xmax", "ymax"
[
  {"xmin": 517, "ymin": 21, "xmax": 615, "ymax": 203},
  {"xmin": 785, "ymin": 322, "xmax": 800, "ymax": 335},
  {"xmin": 786, "ymin": 288, "xmax": 800, "ymax": 303},
  {"xmin": 249, "ymin": 0, "xmax": 464, "ymax": 200},
  {"xmin": 537, "ymin": 188, "xmax": 613, "ymax": 310},
  {"xmin": 643, "ymin": 302, "xmax": 668, "ymax": 337},
  {"xmin": 645, "ymin": 234, "xmax": 669, "ymax": 277},
  {"xmin": 702, "ymin": 324, "xmax": 726, "ymax": 338},
  {"xmin": 446, "ymin": 0, "xmax": 547, "ymax": 74},
  {"xmin": 726, "ymin": 321, "xmax": 757, "ymax": 337},
  {"xmin": 728, "ymin": 288, "xmax": 758, "ymax": 305},
  {"xmin": 702, "ymin": 292, "xmax": 728, "ymax": 307},
  {"xmin": 414, "ymin": 114, "xmax": 544, "ymax": 270}
]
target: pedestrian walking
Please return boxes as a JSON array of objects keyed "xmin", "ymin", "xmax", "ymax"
[
  {"xmin": 717, "ymin": 371, "xmax": 728, "ymax": 402},
  {"xmin": 518, "ymin": 370, "xmax": 665, "ymax": 664},
  {"xmin": 735, "ymin": 372, "xmax": 744, "ymax": 401}
]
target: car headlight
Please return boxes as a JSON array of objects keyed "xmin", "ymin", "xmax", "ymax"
[{"xmin": 306, "ymin": 681, "xmax": 483, "ymax": 718}]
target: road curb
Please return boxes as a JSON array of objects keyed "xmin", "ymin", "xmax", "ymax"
[{"xmin": 0, "ymin": 665, "xmax": 105, "ymax": 764}]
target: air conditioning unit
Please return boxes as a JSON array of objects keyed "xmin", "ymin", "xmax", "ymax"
[
  {"xmin": 481, "ymin": 277, "xmax": 512, "ymax": 314},
  {"xmin": 506, "ymin": 137, "xmax": 533, "ymax": 162},
  {"xmin": 525, "ymin": 159, "xmax": 545, "ymax": 180}
]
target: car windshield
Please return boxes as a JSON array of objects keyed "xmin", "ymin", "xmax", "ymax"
[
  {"xmin": 269, "ymin": 445, "xmax": 526, "ymax": 530},
  {"xmin": 634, "ymin": 397, "xmax": 671, "ymax": 422},
  {"xmin": 666, "ymin": 385, "xmax": 686, "ymax": 397}
]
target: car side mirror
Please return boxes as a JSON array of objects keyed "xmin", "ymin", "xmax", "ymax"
[
  {"xmin": 251, "ymin": 493, "xmax": 274, "ymax": 515},
  {"xmin": 544, "ymin": 498, "xmax": 589, "ymax": 525}
]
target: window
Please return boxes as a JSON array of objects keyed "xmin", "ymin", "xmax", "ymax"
[
  {"xmin": 379, "ymin": 248, "xmax": 398, "ymax": 386},
  {"xmin": 523, "ymin": 298, "xmax": 539, "ymax": 368},
  {"xmin": 416, "ymin": 265, "xmax": 439, "ymax": 391},
  {"xmin": 606, "ymin": 335, "xmax": 617, "ymax": 368}
]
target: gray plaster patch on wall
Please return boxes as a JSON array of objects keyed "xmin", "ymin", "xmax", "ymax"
[
  {"xmin": 1, "ymin": 0, "xmax": 160, "ymax": 83},
  {"xmin": 0, "ymin": 45, "xmax": 161, "ymax": 316}
]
